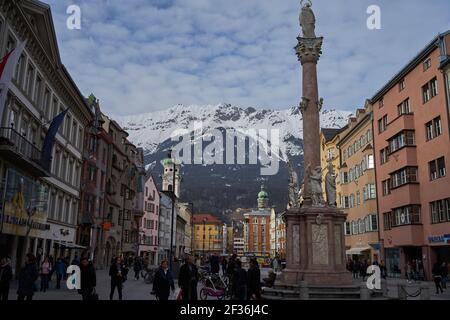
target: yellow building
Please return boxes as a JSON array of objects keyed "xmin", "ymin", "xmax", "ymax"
[
  {"xmin": 336, "ymin": 101, "xmax": 380, "ymax": 263},
  {"xmin": 192, "ymin": 214, "xmax": 223, "ymax": 255},
  {"xmin": 320, "ymin": 127, "xmax": 348, "ymax": 205}
]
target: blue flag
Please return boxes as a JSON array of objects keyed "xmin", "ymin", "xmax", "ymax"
[{"xmin": 40, "ymin": 109, "xmax": 69, "ymax": 172}]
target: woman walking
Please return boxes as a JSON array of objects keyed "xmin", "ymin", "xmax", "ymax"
[
  {"xmin": 40, "ymin": 257, "xmax": 52, "ymax": 292},
  {"xmin": 109, "ymin": 257, "xmax": 128, "ymax": 300},
  {"xmin": 152, "ymin": 260, "xmax": 175, "ymax": 300}
]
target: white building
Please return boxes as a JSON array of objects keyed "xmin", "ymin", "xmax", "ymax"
[{"xmin": 0, "ymin": 0, "xmax": 91, "ymax": 273}]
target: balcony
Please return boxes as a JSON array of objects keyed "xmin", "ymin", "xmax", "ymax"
[{"xmin": 0, "ymin": 127, "xmax": 49, "ymax": 177}]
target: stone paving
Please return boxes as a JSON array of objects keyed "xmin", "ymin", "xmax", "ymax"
[{"xmin": 4, "ymin": 268, "xmax": 450, "ymax": 300}]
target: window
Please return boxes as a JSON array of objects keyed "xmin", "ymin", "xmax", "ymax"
[
  {"xmin": 429, "ymin": 157, "xmax": 446, "ymax": 181},
  {"xmin": 380, "ymin": 147, "xmax": 389, "ymax": 164},
  {"xmin": 61, "ymin": 155, "xmax": 67, "ymax": 181},
  {"xmin": 378, "ymin": 115, "xmax": 388, "ymax": 133},
  {"xmin": 384, "ymin": 212, "xmax": 392, "ymax": 231},
  {"xmin": 13, "ymin": 54, "xmax": 25, "ymax": 85},
  {"xmin": 345, "ymin": 222, "xmax": 351, "ymax": 235},
  {"xmin": 341, "ymin": 196, "xmax": 350, "ymax": 209},
  {"xmin": 25, "ymin": 63, "xmax": 35, "ymax": 97},
  {"xmin": 363, "ymin": 184, "xmax": 376, "ymax": 200},
  {"xmin": 352, "ymin": 221, "xmax": 358, "ymax": 235},
  {"xmin": 359, "ymin": 219, "xmax": 365, "ymax": 234},
  {"xmin": 365, "ymin": 154, "xmax": 374, "ymax": 169},
  {"xmin": 43, "ymin": 88, "xmax": 51, "ymax": 119},
  {"xmin": 399, "ymin": 79, "xmax": 405, "ymax": 91},
  {"xmin": 423, "ymin": 58, "xmax": 431, "ymax": 71},
  {"xmin": 390, "ymin": 167, "xmax": 418, "ymax": 188},
  {"xmin": 430, "ymin": 199, "xmax": 450, "ymax": 224},
  {"xmin": 65, "ymin": 114, "xmax": 71, "ymax": 138},
  {"xmin": 34, "ymin": 75, "xmax": 42, "ymax": 106},
  {"xmin": 382, "ymin": 179, "xmax": 391, "ymax": 196},
  {"xmin": 367, "ymin": 129, "xmax": 372, "ymax": 142},
  {"xmin": 425, "ymin": 116, "xmax": 442, "ymax": 141},
  {"xmin": 379, "ymin": 98, "xmax": 384, "ymax": 108},
  {"xmin": 388, "ymin": 130, "xmax": 415, "ymax": 153},
  {"xmin": 397, "ymin": 98, "xmax": 410, "ymax": 116},
  {"xmin": 369, "ymin": 214, "xmax": 378, "ymax": 231},
  {"xmin": 422, "ymin": 77, "xmax": 438, "ymax": 103},
  {"xmin": 72, "ymin": 121, "xmax": 78, "ymax": 145},
  {"xmin": 392, "ymin": 205, "xmax": 421, "ymax": 226},
  {"xmin": 356, "ymin": 191, "xmax": 360, "ymax": 206},
  {"xmin": 340, "ymin": 172, "xmax": 348, "ymax": 184}
]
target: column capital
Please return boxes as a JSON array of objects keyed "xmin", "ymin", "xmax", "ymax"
[{"xmin": 295, "ymin": 37, "xmax": 323, "ymax": 64}]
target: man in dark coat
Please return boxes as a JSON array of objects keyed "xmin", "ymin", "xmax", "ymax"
[
  {"xmin": 17, "ymin": 254, "xmax": 39, "ymax": 301},
  {"xmin": 0, "ymin": 257, "xmax": 13, "ymax": 301},
  {"xmin": 178, "ymin": 255, "xmax": 198, "ymax": 301},
  {"xmin": 152, "ymin": 260, "xmax": 175, "ymax": 300},
  {"xmin": 232, "ymin": 259, "xmax": 247, "ymax": 300},
  {"xmin": 78, "ymin": 257, "xmax": 97, "ymax": 300},
  {"xmin": 109, "ymin": 257, "xmax": 128, "ymax": 300},
  {"xmin": 210, "ymin": 253, "xmax": 220, "ymax": 274},
  {"xmin": 247, "ymin": 258, "xmax": 261, "ymax": 300}
]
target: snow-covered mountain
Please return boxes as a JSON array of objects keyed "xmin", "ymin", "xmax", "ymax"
[{"xmin": 116, "ymin": 104, "xmax": 351, "ymax": 216}]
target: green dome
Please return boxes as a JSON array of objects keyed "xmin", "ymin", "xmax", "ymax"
[
  {"xmin": 163, "ymin": 158, "xmax": 174, "ymax": 166},
  {"xmin": 258, "ymin": 185, "xmax": 269, "ymax": 199}
]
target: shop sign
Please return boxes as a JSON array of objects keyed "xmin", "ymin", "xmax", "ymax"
[{"xmin": 428, "ymin": 234, "xmax": 450, "ymax": 244}]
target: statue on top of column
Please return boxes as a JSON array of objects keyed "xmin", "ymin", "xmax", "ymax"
[
  {"xmin": 299, "ymin": 0, "xmax": 316, "ymax": 38},
  {"xmin": 287, "ymin": 158, "xmax": 300, "ymax": 208}
]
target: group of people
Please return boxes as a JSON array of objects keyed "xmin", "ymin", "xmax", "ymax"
[
  {"xmin": 0, "ymin": 253, "xmax": 82, "ymax": 301},
  {"xmin": 346, "ymin": 259, "xmax": 387, "ymax": 281}
]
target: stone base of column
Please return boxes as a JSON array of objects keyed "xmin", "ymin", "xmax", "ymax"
[{"xmin": 280, "ymin": 205, "xmax": 352, "ymax": 286}]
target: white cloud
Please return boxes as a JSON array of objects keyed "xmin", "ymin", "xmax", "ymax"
[{"xmin": 44, "ymin": 0, "xmax": 450, "ymax": 115}]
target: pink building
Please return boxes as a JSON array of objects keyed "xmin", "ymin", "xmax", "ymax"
[{"xmin": 139, "ymin": 173, "xmax": 160, "ymax": 265}]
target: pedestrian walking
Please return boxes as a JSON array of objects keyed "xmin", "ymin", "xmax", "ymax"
[
  {"xmin": 432, "ymin": 262, "xmax": 444, "ymax": 294},
  {"xmin": 247, "ymin": 258, "xmax": 261, "ymax": 300},
  {"xmin": 405, "ymin": 261, "xmax": 413, "ymax": 283},
  {"xmin": 17, "ymin": 254, "xmax": 39, "ymax": 301},
  {"xmin": 232, "ymin": 259, "xmax": 247, "ymax": 300},
  {"xmin": 39, "ymin": 257, "xmax": 52, "ymax": 292},
  {"xmin": 0, "ymin": 257, "xmax": 13, "ymax": 301},
  {"xmin": 78, "ymin": 257, "xmax": 97, "ymax": 300},
  {"xmin": 352, "ymin": 260, "xmax": 360, "ymax": 279},
  {"xmin": 178, "ymin": 255, "xmax": 198, "ymax": 301},
  {"xmin": 134, "ymin": 257, "xmax": 142, "ymax": 280},
  {"xmin": 109, "ymin": 257, "xmax": 128, "ymax": 300},
  {"xmin": 152, "ymin": 260, "xmax": 175, "ymax": 300},
  {"xmin": 210, "ymin": 253, "xmax": 220, "ymax": 274},
  {"xmin": 55, "ymin": 257, "xmax": 66, "ymax": 289}
]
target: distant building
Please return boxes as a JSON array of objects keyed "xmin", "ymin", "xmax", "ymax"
[
  {"xmin": 140, "ymin": 173, "xmax": 160, "ymax": 265},
  {"xmin": 243, "ymin": 185, "xmax": 272, "ymax": 259},
  {"xmin": 193, "ymin": 214, "xmax": 223, "ymax": 255}
]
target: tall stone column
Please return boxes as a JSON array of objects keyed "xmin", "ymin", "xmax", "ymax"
[
  {"xmin": 280, "ymin": 2, "xmax": 352, "ymax": 287},
  {"xmin": 295, "ymin": 37, "xmax": 323, "ymax": 205}
]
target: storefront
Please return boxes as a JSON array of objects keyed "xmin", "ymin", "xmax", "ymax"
[
  {"xmin": 429, "ymin": 234, "xmax": 450, "ymax": 265},
  {"xmin": 385, "ymin": 248, "xmax": 401, "ymax": 278}
]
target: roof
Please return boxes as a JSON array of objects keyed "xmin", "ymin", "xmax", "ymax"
[
  {"xmin": 370, "ymin": 30, "xmax": 450, "ymax": 103},
  {"xmin": 321, "ymin": 128, "xmax": 341, "ymax": 142},
  {"xmin": 193, "ymin": 214, "xmax": 222, "ymax": 224}
]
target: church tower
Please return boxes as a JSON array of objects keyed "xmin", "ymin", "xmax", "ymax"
[
  {"xmin": 162, "ymin": 149, "xmax": 181, "ymax": 198},
  {"xmin": 257, "ymin": 185, "xmax": 269, "ymax": 210}
]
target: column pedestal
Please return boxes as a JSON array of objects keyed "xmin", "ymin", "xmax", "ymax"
[{"xmin": 281, "ymin": 206, "xmax": 352, "ymax": 286}]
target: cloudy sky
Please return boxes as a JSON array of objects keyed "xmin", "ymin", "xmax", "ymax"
[{"xmin": 44, "ymin": 0, "xmax": 450, "ymax": 116}]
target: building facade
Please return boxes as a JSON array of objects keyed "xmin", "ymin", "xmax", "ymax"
[
  {"xmin": 0, "ymin": 0, "xmax": 91, "ymax": 274},
  {"xmin": 243, "ymin": 186, "xmax": 272, "ymax": 259},
  {"xmin": 372, "ymin": 31, "xmax": 450, "ymax": 279},
  {"xmin": 177, "ymin": 202, "xmax": 193, "ymax": 256},
  {"xmin": 337, "ymin": 103, "xmax": 380, "ymax": 263},
  {"xmin": 193, "ymin": 213, "xmax": 223, "ymax": 255},
  {"xmin": 158, "ymin": 191, "xmax": 174, "ymax": 263},
  {"xmin": 140, "ymin": 173, "xmax": 159, "ymax": 265}
]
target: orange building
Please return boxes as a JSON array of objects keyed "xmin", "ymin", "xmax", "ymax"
[
  {"xmin": 372, "ymin": 31, "xmax": 450, "ymax": 279},
  {"xmin": 243, "ymin": 186, "xmax": 272, "ymax": 259}
]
